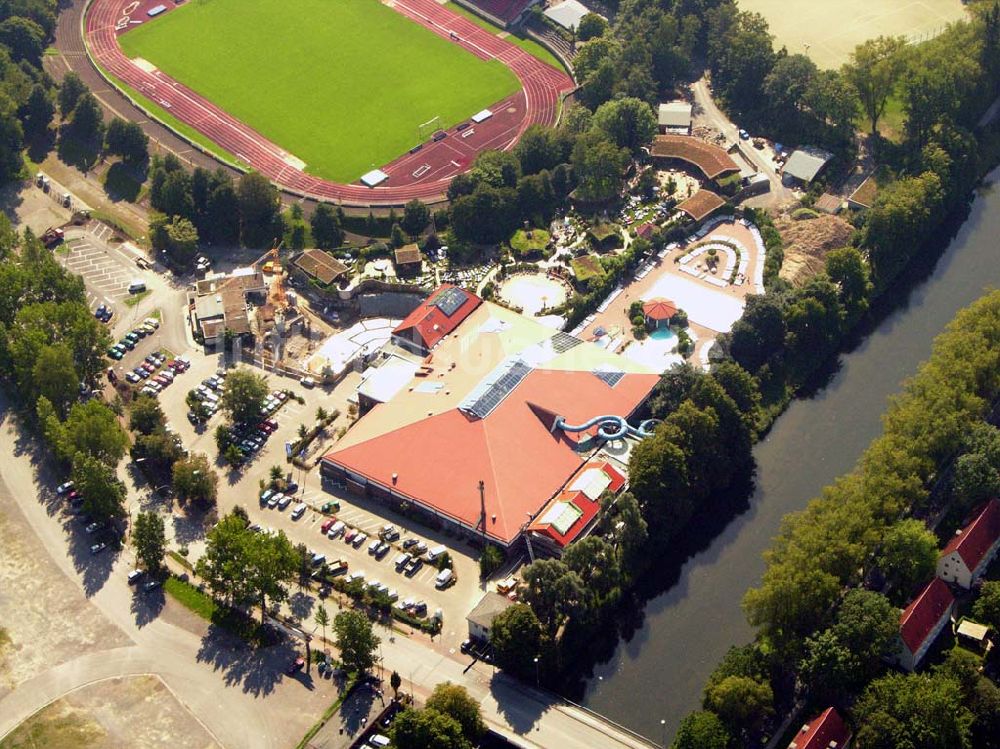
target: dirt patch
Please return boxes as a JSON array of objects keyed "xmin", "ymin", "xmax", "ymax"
[
  {"xmin": 0, "ymin": 479, "xmax": 130, "ymax": 692},
  {"xmin": 776, "ymin": 213, "xmax": 854, "ymax": 285},
  {"xmin": 0, "ymin": 675, "xmax": 220, "ymax": 749}
]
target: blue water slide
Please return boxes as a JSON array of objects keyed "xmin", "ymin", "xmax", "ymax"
[{"xmin": 554, "ymin": 414, "xmax": 660, "ymax": 441}]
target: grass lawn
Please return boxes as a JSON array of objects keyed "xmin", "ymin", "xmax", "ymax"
[
  {"xmin": 164, "ymin": 576, "xmax": 217, "ymax": 620},
  {"xmin": 571, "ymin": 254, "xmax": 605, "ymax": 284},
  {"xmin": 123, "ymin": 289, "xmax": 150, "ymax": 307},
  {"xmin": 119, "ymin": 0, "xmax": 520, "ymax": 182},
  {"xmin": 444, "ymin": 2, "xmax": 564, "ymax": 70}
]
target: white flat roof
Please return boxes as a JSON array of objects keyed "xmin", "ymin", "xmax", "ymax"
[
  {"xmin": 361, "ymin": 169, "xmax": 388, "ymax": 187},
  {"xmin": 544, "ymin": 0, "xmax": 592, "ymax": 29},
  {"xmin": 471, "ymin": 109, "xmax": 493, "ymax": 123},
  {"xmin": 658, "ymin": 101, "xmax": 692, "ymax": 129},
  {"xmin": 357, "ymin": 356, "xmax": 421, "ymax": 404}
]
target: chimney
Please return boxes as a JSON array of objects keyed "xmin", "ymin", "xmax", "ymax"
[{"xmin": 391, "ymin": 473, "xmax": 398, "ymax": 485}]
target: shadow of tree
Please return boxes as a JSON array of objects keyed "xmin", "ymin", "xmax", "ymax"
[
  {"xmin": 288, "ymin": 591, "xmax": 314, "ymax": 622},
  {"xmin": 56, "ymin": 131, "xmax": 99, "ymax": 173},
  {"xmin": 130, "ymin": 583, "xmax": 165, "ymax": 627},
  {"xmin": 489, "ymin": 673, "xmax": 547, "ymax": 736},
  {"xmin": 194, "ymin": 626, "xmax": 294, "ymax": 697}
]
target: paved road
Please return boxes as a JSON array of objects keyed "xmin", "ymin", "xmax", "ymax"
[{"xmin": 690, "ymin": 76, "xmax": 795, "ymax": 208}]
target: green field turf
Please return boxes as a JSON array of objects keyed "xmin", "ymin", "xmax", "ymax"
[{"xmin": 119, "ymin": 0, "xmax": 520, "ymax": 182}]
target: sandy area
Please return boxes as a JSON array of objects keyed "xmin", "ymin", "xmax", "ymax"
[{"xmin": 0, "ymin": 675, "xmax": 219, "ymax": 749}]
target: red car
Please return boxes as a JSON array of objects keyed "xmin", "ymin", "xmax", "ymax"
[
  {"xmin": 286, "ymin": 657, "xmax": 305, "ymax": 675},
  {"xmin": 321, "ymin": 518, "xmax": 335, "ymax": 534}
]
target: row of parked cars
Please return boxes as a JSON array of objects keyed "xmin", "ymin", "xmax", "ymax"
[
  {"xmin": 187, "ymin": 370, "xmax": 226, "ymax": 422},
  {"xmin": 106, "ymin": 317, "xmax": 160, "ymax": 360}
]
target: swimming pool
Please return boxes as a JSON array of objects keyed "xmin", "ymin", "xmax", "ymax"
[{"xmin": 622, "ymin": 327, "xmax": 684, "ymax": 371}]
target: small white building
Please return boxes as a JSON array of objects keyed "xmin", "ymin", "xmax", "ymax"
[
  {"xmin": 543, "ymin": 0, "xmax": 592, "ymax": 30},
  {"xmin": 466, "ymin": 592, "xmax": 514, "ymax": 643},
  {"xmin": 896, "ymin": 577, "xmax": 955, "ymax": 672},
  {"xmin": 937, "ymin": 499, "xmax": 1000, "ymax": 589},
  {"xmin": 658, "ymin": 101, "xmax": 692, "ymax": 135}
]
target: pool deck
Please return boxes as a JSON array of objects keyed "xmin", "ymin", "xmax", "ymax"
[{"xmin": 577, "ymin": 220, "xmax": 764, "ymax": 367}]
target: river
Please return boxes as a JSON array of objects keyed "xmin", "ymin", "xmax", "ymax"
[{"xmin": 583, "ymin": 173, "xmax": 1000, "ymax": 743}]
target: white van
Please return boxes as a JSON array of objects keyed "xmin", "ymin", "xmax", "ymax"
[
  {"xmin": 127, "ymin": 279, "xmax": 146, "ymax": 294},
  {"xmin": 291, "ymin": 503, "xmax": 306, "ymax": 520},
  {"xmin": 426, "ymin": 544, "xmax": 447, "ymax": 562},
  {"xmin": 369, "ymin": 735, "xmax": 391, "ymax": 748},
  {"xmin": 435, "ymin": 568, "xmax": 454, "ymax": 589}
]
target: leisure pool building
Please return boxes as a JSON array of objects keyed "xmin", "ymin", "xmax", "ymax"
[{"xmin": 322, "ymin": 285, "xmax": 660, "ymax": 551}]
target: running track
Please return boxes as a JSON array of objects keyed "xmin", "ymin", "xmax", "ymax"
[{"xmin": 84, "ymin": 0, "xmax": 575, "ymax": 205}]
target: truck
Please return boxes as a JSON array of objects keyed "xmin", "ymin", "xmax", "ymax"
[{"xmin": 41, "ymin": 227, "xmax": 64, "ymax": 248}]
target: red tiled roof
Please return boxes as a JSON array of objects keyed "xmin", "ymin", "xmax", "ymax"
[
  {"xmin": 899, "ymin": 577, "xmax": 954, "ymax": 654},
  {"xmin": 677, "ymin": 190, "xmax": 726, "ymax": 222},
  {"xmin": 392, "ymin": 284, "xmax": 481, "ymax": 352},
  {"xmin": 651, "ymin": 135, "xmax": 739, "ymax": 180},
  {"xmin": 325, "ymin": 370, "xmax": 657, "ymax": 545},
  {"xmin": 941, "ymin": 499, "xmax": 1000, "ymax": 573},
  {"xmin": 529, "ymin": 461, "xmax": 626, "ymax": 547},
  {"xmin": 636, "ymin": 223, "xmax": 656, "ymax": 240},
  {"xmin": 642, "ymin": 298, "xmax": 677, "ymax": 321},
  {"xmin": 787, "ymin": 707, "xmax": 851, "ymax": 749}
]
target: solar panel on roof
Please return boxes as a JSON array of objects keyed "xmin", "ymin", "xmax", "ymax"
[
  {"xmin": 433, "ymin": 287, "xmax": 467, "ymax": 317},
  {"xmin": 460, "ymin": 358, "xmax": 532, "ymax": 420},
  {"xmin": 593, "ymin": 368, "xmax": 625, "ymax": 387},
  {"xmin": 550, "ymin": 332, "xmax": 582, "ymax": 353}
]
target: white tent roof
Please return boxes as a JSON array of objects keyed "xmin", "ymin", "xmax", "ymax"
[
  {"xmin": 360, "ymin": 169, "xmax": 388, "ymax": 187},
  {"xmin": 543, "ymin": 0, "xmax": 592, "ymax": 30}
]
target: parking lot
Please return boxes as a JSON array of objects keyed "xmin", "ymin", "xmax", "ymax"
[
  {"xmin": 61, "ymin": 223, "xmax": 141, "ymax": 310},
  {"xmin": 147, "ymin": 353, "xmax": 488, "ymax": 649}
]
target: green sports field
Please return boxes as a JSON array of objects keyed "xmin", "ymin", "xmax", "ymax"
[{"xmin": 118, "ymin": 0, "xmax": 520, "ymax": 182}]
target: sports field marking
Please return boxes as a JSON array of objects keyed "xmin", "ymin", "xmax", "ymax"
[{"xmin": 118, "ymin": 0, "xmax": 520, "ymax": 182}]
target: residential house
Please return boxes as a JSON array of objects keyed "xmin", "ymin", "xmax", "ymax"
[
  {"xmin": 937, "ymin": 499, "xmax": 1000, "ymax": 588},
  {"xmin": 786, "ymin": 707, "xmax": 851, "ymax": 749},
  {"xmin": 467, "ymin": 592, "xmax": 514, "ymax": 642},
  {"xmin": 896, "ymin": 577, "xmax": 955, "ymax": 672}
]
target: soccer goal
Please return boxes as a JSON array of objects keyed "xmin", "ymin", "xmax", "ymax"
[{"xmin": 417, "ymin": 115, "xmax": 441, "ymax": 142}]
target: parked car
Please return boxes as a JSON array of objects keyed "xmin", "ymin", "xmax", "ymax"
[
  {"xmin": 404, "ymin": 558, "xmax": 423, "ymax": 577},
  {"xmin": 394, "ymin": 552, "xmax": 411, "ymax": 570},
  {"xmin": 90, "ymin": 542, "xmax": 107, "ymax": 555},
  {"xmin": 435, "ymin": 568, "xmax": 454, "ymax": 589},
  {"xmin": 127, "ymin": 569, "xmax": 143, "ymax": 585},
  {"xmin": 143, "ymin": 578, "xmax": 162, "ymax": 592},
  {"xmin": 321, "ymin": 518, "xmax": 335, "ymax": 534},
  {"xmin": 277, "ymin": 494, "xmax": 292, "ymax": 510},
  {"xmin": 352, "ymin": 532, "xmax": 368, "ymax": 548},
  {"xmin": 290, "ymin": 503, "xmax": 306, "ymax": 520},
  {"xmin": 374, "ymin": 542, "xmax": 391, "ymax": 560},
  {"xmin": 344, "ymin": 528, "xmax": 357, "ymax": 543},
  {"xmin": 267, "ymin": 493, "xmax": 280, "ymax": 509},
  {"xmin": 56, "ymin": 481, "xmax": 74, "ymax": 495},
  {"xmin": 327, "ymin": 520, "xmax": 346, "ymax": 539}
]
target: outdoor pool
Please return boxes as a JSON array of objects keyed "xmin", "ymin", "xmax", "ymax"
[
  {"xmin": 622, "ymin": 327, "xmax": 685, "ymax": 372},
  {"xmin": 498, "ymin": 274, "xmax": 568, "ymax": 316}
]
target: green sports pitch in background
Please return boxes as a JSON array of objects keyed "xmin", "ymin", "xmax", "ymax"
[{"xmin": 119, "ymin": 0, "xmax": 520, "ymax": 182}]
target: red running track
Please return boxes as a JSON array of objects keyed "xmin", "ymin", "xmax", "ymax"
[{"xmin": 84, "ymin": 0, "xmax": 575, "ymax": 205}]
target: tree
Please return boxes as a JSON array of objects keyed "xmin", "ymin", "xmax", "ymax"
[
  {"xmin": 577, "ymin": 12, "xmax": 608, "ymax": 41},
  {"xmin": 66, "ymin": 92, "xmax": 104, "ymax": 145},
  {"xmin": 237, "ymin": 172, "xmax": 279, "ymax": 247},
  {"xmin": 23, "ymin": 84, "xmax": 55, "ymax": 140},
  {"xmin": 479, "ymin": 544, "xmax": 503, "ymax": 579},
  {"xmin": 490, "ymin": 603, "xmax": 543, "ymax": 678},
  {"xmin": 592, "ymin": 97, "xmax": 658, "ymax": 153},
  {"xmin": 315, "ymin": 604, "xmax": 330, "ymax": 647},
  {"xmin": 762, "ymin": 54, "xmax": 817, "ymax": 124},
  {"xmin": 316, "ymin": 406, "xmax": 328, "ymax": 422},
  {"xmin": 845, "ymin": 36, "xmax": 907, "ymax": 134},
  {"xmin": 877, "ymin": 518, "xmax": 938, "ymax": 600},
  {"xmin": 0, "ymin": 16, "xmax": 45, "ymax": 64},
  {"xmin": 973, "ymin": 581, "xmax": 1000, "ymax": 629},
  {"xmin": 224, "ymin": 443, "xmax": 244, "ymax": 469},
  {"xmin": 854, "ymin": 672, "xmax": 973, "ymax": 749},
  {"xmin": 953, "ymin": 452, "xmax": 1000, "ymax": 509},
  {"xmin": 703, "ymin": 675, "xmax": 773, "ymax": 737},
  {"xmin": 33, "ymin": 343, "xmax": 78, "ymax": 417},
  {"xmin": 514, "ymin": 124, "xmax": 566, "ymax": 175},
  {"xmin": 0, "ymin": 112, "xmax": 23, "ymax": 183},
  {"xmin": 132, "ymin": 511, "xmax": 166, "ymax": 573},
  {"xmin": 391, "ymin": 708, "xmax": 470, "ymax": 749},
  {"xmin": 59, "ymin": 72, "xmax": 87, "ymax": 118},
  {"xmin": 402, "ymin": 199, "xmax": 430, "ymax": 236},
  {"xmin": 520, "ymin": 558, "xmax": 585, "ymax": 631},
  {"xmin": 333, "ymin": 609, "xmax": 380, "ymax": 674},
  {"xmin": 571, "ymin": 129, "xmax": 629, "ymax": 203},
  {"xmin": 129, "ymin": 394, "xmax": 166, "ymax": 435},
  {"xmin": 104, "ymin": 118, "xmax": 149, "ymax": 165},
  {"xmin": 826, "ymin": 246, "xmax": 872, "ymax": 315},
  {"xmin": 59, "ymin": 399, "xmax": 129, "ymax": 465},
  {"xmin": 390, "ymin": 670, "xmax": 402, "ymax": 699},
  {"xmin": 173, "ymin": 453, "xmax": 218, "ymax": 505},
  {"xmin": 449, "ymin": 185, "xmax": 519, "ymax": 244},
  {"xmin": 671, "ymin": 711, "xmax": 730, "ymax": 749},
  {"xmin": 206, "ymin": 179, "xmax": 241, "ymax": 245},
  {"xmin": 72, "ymin": 453, "xmax": 126, "ymax": 521},
  {"xmin": 310, "ymin": 203, "xmax": 343, "ymax": 249},
  {"xmin": 221, "ymin": 368, "xmax": 269, "ymax": 425},
  {"xmin": 151, "ymin": 214, "xmax": 199, "ymax": 267},
  {"xmin": 425, "ymin": 682, "xmax": 485, "ymax": 741},
  {"xmin": 133, "ymin": 431, "xmax": 183, "ymax": 475}
]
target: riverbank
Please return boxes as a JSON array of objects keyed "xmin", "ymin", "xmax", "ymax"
[{"xmin": 582, "ymin": 147, "xmax": 1000, "ymax": 739}]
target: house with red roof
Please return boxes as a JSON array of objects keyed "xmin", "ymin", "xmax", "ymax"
[
  {"xmin": 390, "ymin": 284, "xmax": 481, "ymax": 356},
  {"xmin": 528, "ymin": 459, "xmax": 626, "ymax": 556},
  {"xmin": 937, "ymin": 499, "xmax": 1000, "ymax": 589},
  {"xmin": 323, "ymin": 290, "xmax": 659, "ymax": 549},
  {"xmin": 896, "ymin": 577, "xmax": 955, "ymax": 672},
  {"xmin": 786, "ymin": 707, "xmax": 851, "ymax": 749}
]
